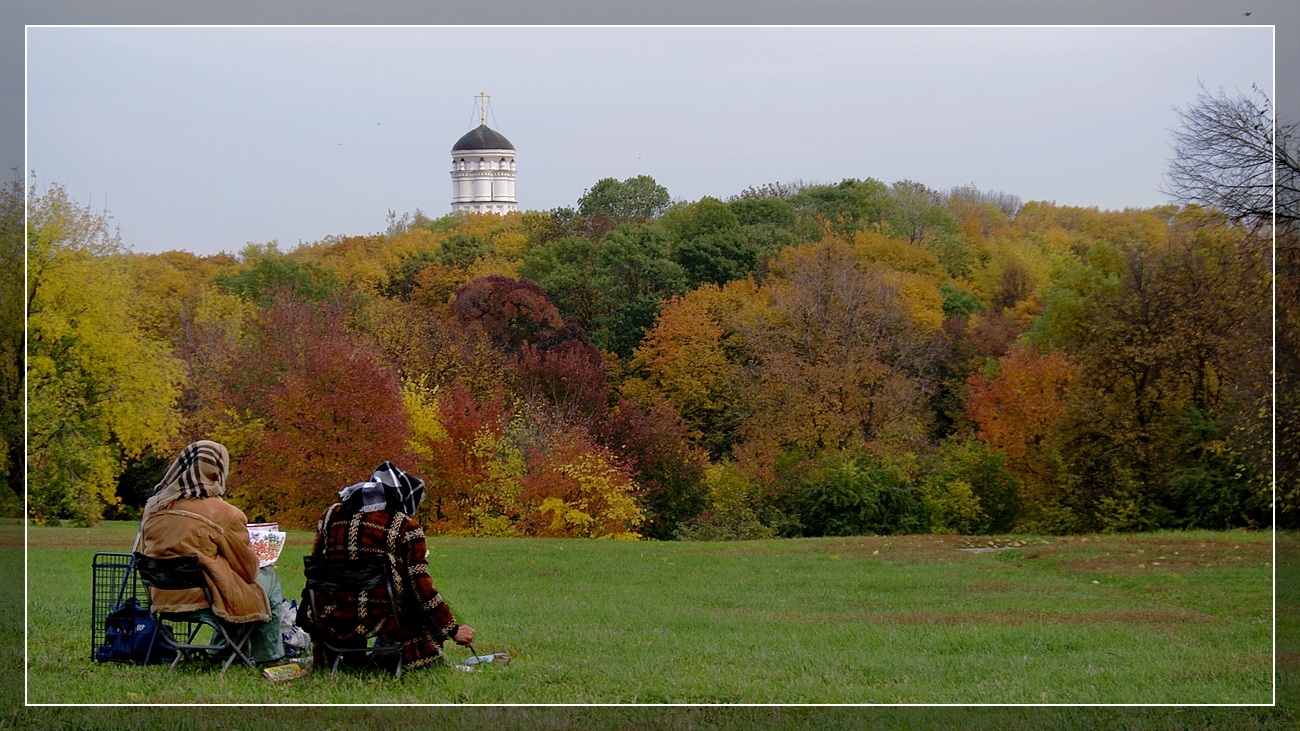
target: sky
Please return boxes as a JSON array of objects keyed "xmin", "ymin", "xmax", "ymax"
[{"xmin": 25, "ymin": 25, "xmax": 1275, "ymax": 257}]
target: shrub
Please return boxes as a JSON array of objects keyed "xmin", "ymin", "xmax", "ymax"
[
  {"xmin": 675, "ymin": 461, "xmax": 773, "ymax": 541},
  {"xmin": 520, "ymin": 429, "xmax": 644, "ymax": 540},
  {"xmin": 790, "ymin": 451, "xmax": 926, "ymax": 537},
  {"xmin": 922, "ymin": 478, "xmax": 985, "ymax": 535},
  {"xmin": 925, "ymin": 437, "xmax": 1019, "ymax": 533}
]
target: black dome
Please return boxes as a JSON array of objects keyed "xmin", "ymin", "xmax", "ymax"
[{"xmin": 452, "ymin": 124, "xmax": 515, "ymax": 152}]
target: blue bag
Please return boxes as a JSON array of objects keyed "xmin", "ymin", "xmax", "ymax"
[{"xmin": 94, "ymin": 597, "xmax": 177, "ymax": 665}]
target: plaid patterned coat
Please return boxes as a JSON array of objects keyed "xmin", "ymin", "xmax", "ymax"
[{"xmin": 299, "ymin": 503, "xmax": 459, "ymax": 670}]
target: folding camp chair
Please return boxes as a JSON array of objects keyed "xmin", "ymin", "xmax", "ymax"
[
  {"xmin": 302, "ymin": 553, "xmax": 405, "ymax": 678},
  {"xmin": 132, "ymin": 552, "xmax": 258, "ymax": 675}
]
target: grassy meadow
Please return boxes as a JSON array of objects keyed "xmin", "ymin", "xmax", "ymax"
[{"xmin": 20, "ymin": 521, "xmax": 1282, "ymax": 708}]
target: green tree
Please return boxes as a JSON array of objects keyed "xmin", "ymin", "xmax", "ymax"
[
  {"xmin": 591, "ymin": 224, "xmax": 688, "ymax": 357},
  {"xmin": 666, "ymin": 197, "xmax": 757, "ymax": 288},
  {"xmin": 521, "ymin": 226, "xmax": 688, "ymax": 357},
  {"xmin": 728, "ymin": 190, "xmax": 801, "ymax": 267},
  {"xmin": 924, "ymin": 436, "xmax": 1019, "ymax": 534},
  {"xmin": 788, "ymin": 450, "xmax": 926, "ymax": 537},
  {"xmin": 214, "ymin": 241, "xmax": 342, "ymax": 304},
  {"xmin": 729, "ymin": 196, "xmax": 796, "ymax": 229},
  {"xmin": 434, "ymin": 231, "xmax": 493, "ymax": 267},
  {"xmin": 788, "ymin": 178, "xmax": 892, "ymax": 238},
  {"xmin": 26, "ymin": 182, "xmax": 183, "ymax": 524},
  {"xmin": 886, "ymin": 179, "xmax": 958, "ymax": 244},
  {"xmin": 938, "ymin": 282, "xmax": 982, "ymax": 319},
  {"xmin": 519, "ymin": 235, "xmax": 602, "ymax": 331},
  {"xmin": 577, "ymin": 175, "xmax": 671, "ymax": 223}
]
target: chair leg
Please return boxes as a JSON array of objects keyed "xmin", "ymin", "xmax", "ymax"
[
  {"xmin": 218, "ymin": 625, "xmax": 258, "ymax": 674},
  {"xmin": 220, "ymin": 645, "xmax": 242, "ymax": 675},
  {"xmin": 317, "ymin": 640, "xmax": 402, "ymax": 677},
  {"xmin": 161, "ymin": 620, "xmax": 199, "ymax": 673},
  {"xmin": 154, "ymin": 615, "xmax": 256, "ymax": 674}
]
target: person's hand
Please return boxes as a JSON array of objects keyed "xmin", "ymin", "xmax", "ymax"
[{"xmin": 453, "ymin": 625, "xmax": 475, "ymax": 646}]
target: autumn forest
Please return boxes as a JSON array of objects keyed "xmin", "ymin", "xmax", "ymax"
[{"xmin": 9, "ymin": 88, "xmax": 1297, "ymax": 538}]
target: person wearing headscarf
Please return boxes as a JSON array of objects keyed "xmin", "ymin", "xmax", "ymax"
[
  {"xmin": 138, "ymin": 440, "xmax": 284, "ymax": 663},
  {"xmin": 298, "ymin": 461, "xmax": 475, "ymax": 671}
]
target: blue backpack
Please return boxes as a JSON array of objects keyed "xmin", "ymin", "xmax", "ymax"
[{"xmin": 95, "ymin": 597, "xmax": 177, "ymax": 665}]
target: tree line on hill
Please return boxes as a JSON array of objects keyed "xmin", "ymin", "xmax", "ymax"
[{"xmin": 7, "ymin": 86, "xmax": 1297, "ymax": 536}]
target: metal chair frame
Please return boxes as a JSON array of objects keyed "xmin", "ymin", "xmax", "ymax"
[
  {"xmin": 132, "ymin": 552, "xmax": 258, "ymax": 675},
  {"xmin": 303, "ymin": 553, "xmax": 405, "ymax": 678}
]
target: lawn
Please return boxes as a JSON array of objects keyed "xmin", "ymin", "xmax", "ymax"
[{"xmin": 22, "ymin": 521, "xmax": 1281, "ymax": 706}]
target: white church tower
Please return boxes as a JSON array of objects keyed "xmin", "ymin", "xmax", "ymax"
[{"xmin": 450, "ymin": 93, "xmax": 517, "ymax": 214}]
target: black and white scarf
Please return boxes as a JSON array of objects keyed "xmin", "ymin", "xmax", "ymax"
[{"xmin": 338, "ymin": 461, "xmax": 425, "ymax": 517}]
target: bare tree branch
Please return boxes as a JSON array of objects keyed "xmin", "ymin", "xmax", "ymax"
[{"xmin": 1163, "ymin": 84, "xmax": 1299, "ymax": 235}]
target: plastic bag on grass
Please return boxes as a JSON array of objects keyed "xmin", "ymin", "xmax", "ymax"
[{"xmin": 280, "ymin": 599, "xmax": 311, "ymax": 656}]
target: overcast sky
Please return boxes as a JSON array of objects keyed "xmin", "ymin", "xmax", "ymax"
[{"xmin": 25, "ymin": 25, "xmax": 1273, "ymax": 257}]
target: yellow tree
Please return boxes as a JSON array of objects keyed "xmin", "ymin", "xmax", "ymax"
[
  {"xmin": 124, "ymin": 249, "xmax": 240, "ymax": 342},
  {"xmin": 123, "ymin": 250, "xmax": 252, "ymax": 444},
  {"xmin": 628, "ymin": 284, "xmax": 744, "ymax": 456},
  {"xmin": 26, "ymin": 182, "xmax": 183, "ymax": 524},
  {"xmin": 294, "ymin": 234, "xmax": 390, "ymax": 294},
  {"xmin": 851, "ymin": 229, "xmax": 948, "ymax": 331}
]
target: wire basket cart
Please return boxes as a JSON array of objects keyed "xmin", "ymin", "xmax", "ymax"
[{"xmin": 91, "ymin": 552, "xmax": 149, "ymax": 661}]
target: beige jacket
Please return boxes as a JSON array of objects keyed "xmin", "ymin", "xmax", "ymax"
[{"xmin": 139, "ymin": 496, "xmax": 271, "ymax": 624}]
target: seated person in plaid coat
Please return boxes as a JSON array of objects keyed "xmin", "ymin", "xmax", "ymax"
[{"xmin": 298, "ymin": 461, "xmax": 474, "ymax": 671}]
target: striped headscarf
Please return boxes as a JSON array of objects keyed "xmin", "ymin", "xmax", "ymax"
[
  {"xmin": 337, "ymin": 461, "xmax": 425, "ymax": 517},
  {"xmin": 142, "ymin": 440, "xmax": 230, "ymax": 522}
]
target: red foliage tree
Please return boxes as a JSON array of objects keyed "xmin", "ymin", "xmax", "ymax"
[
  {"xmin": 418, "ymin": 381, "xmax": 517, "ymax": 534},
  {"xmin": 451, "ymin": 275, "xmax": 564, "ymax": 349},
  {"xmin": 513, "ymin": 339, "xmax": 610, "ymax": 428},
  {"xmin": 966, "ymin": 346, "xmax": 1075, "ymax": 460},
  {"xmin": 220, "ymin": 292, "xmax": 412, "ymax": 528},
  {"xmin": 968, "ymin": 309, "xmax": 1027, "ymax": 360},
  {"xmin": 965, "ymin": 345, "xmax": 1076, "ymax": 523},
  {"xmin": 595, "ymin": 398, "xmax": 708, "ymax": 540}
]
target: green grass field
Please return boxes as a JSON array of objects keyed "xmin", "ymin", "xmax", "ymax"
[{"xmin": 20, "ymin": 521, "xmax": 1283, "ymax": 707}]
